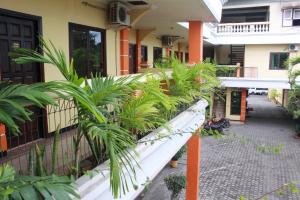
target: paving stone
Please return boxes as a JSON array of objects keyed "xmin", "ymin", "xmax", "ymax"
[{"xmin": 139, "ymin": 96, "xmax": 300, "ymax": 200}]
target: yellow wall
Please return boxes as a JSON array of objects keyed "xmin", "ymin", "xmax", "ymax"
[
  {"xmin": 0, "ymin": 0, "xmax": 120, "ymax": 80},
  {"xmin": 128, "ymin": 29, "xmax": 188, "ymax": 68},
  {"xmin": 244, "ymin": 44, "xmax": 300, "ymax": 79},
  {"xmin": 0, "ymin": 0, "xmax": 186, "ymax": 80}
]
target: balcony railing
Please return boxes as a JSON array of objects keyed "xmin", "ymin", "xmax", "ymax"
[
  {"xmin": 217, "ymin": 65, "xmax": 258, "ymax": 78},
  {"xmin": 217, "ymin": 22, "xmax": 270, "ymax": 34}
]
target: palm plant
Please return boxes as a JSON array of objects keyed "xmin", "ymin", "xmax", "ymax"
[
  {"xmin": 12, "ymin": 38, "xmax": 138, "ymax": 198},
  {"xmin": 0, "ymin": 164, "xmax": 78, "ymax": 200},
  {"xmin": 0, "ymin": 81, "xmax": 58, "ymax": 134},
  {"xmin": 286, "ymin": 57, "xmax": 300, "ymax": 133},
  {"xmin": 0, "ymin": 82, "xmax": 78, "ymax": 199}
]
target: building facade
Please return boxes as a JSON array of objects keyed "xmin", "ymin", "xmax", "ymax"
[{"xmin": 205, "ymin": 0, "xmax": 300, "ymax": 121}]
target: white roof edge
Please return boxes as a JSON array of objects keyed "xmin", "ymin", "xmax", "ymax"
[
  {"xmin": 202, "ymin": 0, "xmax": 223, "ymax": 22},
  {"xmin": 219, "ymin": 77, "xmax": 300, "ymax": 89}
]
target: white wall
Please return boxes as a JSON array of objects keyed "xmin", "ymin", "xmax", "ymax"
[{"xmin": 244, "ymin": 44, "xmax": 300, "ymax": 79}]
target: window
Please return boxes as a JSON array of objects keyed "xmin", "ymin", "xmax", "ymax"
[
  {"xmin": 141, "ymin": 45, "xmax": 148, "ymax": 62},
  {"xmin": 153, "ymin": 47, "xmax": 162, "ymax": 67},
  {"xmin": 269, "ymin": 53, "xmax": 289, "ymax": 70},
  {"xmin": 185, "ymin": 53, "xmax": 189, "ymax": 63},
  {"xmin": 69, "ymin": 23, "xmax": 106, "ymax": 78},
  {"xmin": 282, "ymin": 8, "xmax": 300, "ymax": 27}
]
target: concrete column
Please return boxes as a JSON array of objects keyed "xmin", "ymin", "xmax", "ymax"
[
  {"xmin": 178, "ymin": 42, "xmax": 181, "ymax": 61},
  {"xmin": 240, "ymin": 89, "xmax": 247, "ymax": 122},
  {"xmin": 120, "ymin": 28, "xmax": 129, "ymax": 75},
  {"xmin": 136, "ymin": 30, "xmax": 142, "ymax": 72},
  {"xmin": 186, "ymin": 21, "xmax": 203, "ymax": 200}
]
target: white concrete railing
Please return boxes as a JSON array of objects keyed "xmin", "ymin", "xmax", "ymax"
[
  {"xmin": 74, "ymin": 100, "xmax": 208, "ymax": 200},
  {"xmin": 217, "ymin": 22, "xmax": 270, "ymax": 34}
]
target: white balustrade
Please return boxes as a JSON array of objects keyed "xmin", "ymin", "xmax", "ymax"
[{"xmin": 217, "ymin": 22, "xmax": 270, "ymax": 34}]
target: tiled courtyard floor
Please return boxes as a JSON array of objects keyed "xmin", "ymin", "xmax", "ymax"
[{"xmin": 139, "ymin": 95, "xmax": 300, "ymax": 200}]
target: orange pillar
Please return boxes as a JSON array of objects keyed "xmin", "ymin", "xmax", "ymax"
[
  {"xmin": 0, "ymin": 124, "xmax": 8, "ymax": 154},
  {"xmin": 120, "ymin": 28, "xmax": 129, "ymax": 75},
  {"xmin": 136, "ymin": 30, "xmax": 142, "ymax": 73},
  {"xmin": 186, "ymin": 21, "xmax": 203, "ymax": 200},
  {"xmin": 240, "ymin": 89, "xmax": 247, "ymax": 122}
]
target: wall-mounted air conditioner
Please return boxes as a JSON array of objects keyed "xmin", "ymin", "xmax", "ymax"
[
  {"xmin": 162, "ymin": 36, "xmax": 173, "ymax": 47},
  {"xmin": 288, "ymin": 44, "xmax": 299, "ymax": 52},
  {"xmin": 108, "ymin": 2, "xmax": 130, "ymax": 26}
]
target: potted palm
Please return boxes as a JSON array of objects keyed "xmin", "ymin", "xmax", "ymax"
[
  {"xmin": 164, "ymin": 174, "xmax": 186, "ymax": 199},
  {"xmin": 170, "ymin": 146, "xmax": 186, "ymax": 168}
]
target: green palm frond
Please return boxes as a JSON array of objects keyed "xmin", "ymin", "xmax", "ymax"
[
  {"xmin": 12, "ymin": 38, "xmax": 138, "ymax": 198},
  {"xmin": 119, "ymin": 97, "xmax": 165, "ymax": 133},
  {"xmin": 0, "ymin": 165, "xmax": 79, "ymax": 200},
  {"xmin": 81, "ymin": 121, "xmax": 138, "ymax": 198},
  {"xmin": 0, "ymin": 81, "xmax": 58, "ymax": 134}
]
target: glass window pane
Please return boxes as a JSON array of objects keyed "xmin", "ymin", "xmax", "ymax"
[
  {"xmin": 72, "ymin": 29, "xmax": 88, "ymax": 77},
  {"xmin": 284, "ymin": 9, "xmax": 293, "ymax": 19},
  {"xmin": 89, "ymin": 31, "xmax": 103, "ymax": 76},
  {"xmin": 294, "ymin": 9, "xmax": 300, "ymax": 19},
  {"xmin": 70, "ymin": 24, "xmax": 105, "ymax": 78},
  {"xmin": 279, "ymin": 53, "xmax": 289, "ymax": 69}
]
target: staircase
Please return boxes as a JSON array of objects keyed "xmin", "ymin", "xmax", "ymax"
[{"xmin": 231, "ymin": 45, "xmax": 245, "ymax": 66}]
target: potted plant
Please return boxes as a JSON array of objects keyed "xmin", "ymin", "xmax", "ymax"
[
  {"xmin": 170, "ymin": 146, "xmax": 186, "ymax": 168},
  {"xmin": 164, "ymin": 174, "xmax": 186, "ymax": 199}
]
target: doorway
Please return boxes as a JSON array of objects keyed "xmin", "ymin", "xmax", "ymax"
[{"xmin": 0, "ymin": 10, "xmax": 43, "ymax": 148}]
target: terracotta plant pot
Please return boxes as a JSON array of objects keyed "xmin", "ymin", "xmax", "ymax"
[
  {"xmin": 160, "ymin": 80, "xmax": 170, "ymax": 96},
  {"xmin": 170, "ymin": 160, "xmax": 178, "ymax": 168},
  {"xmin": 132, "ymin": 89, "xmax": 144, "ymax": 98},
  {"xmin": 194, "ymin": 76, "xmax": 201, "ymax": 84}
]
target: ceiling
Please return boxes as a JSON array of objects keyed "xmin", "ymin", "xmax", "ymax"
[{"xmin": 92, "ymin": 0, "xmax": 222, "ymax": 45}]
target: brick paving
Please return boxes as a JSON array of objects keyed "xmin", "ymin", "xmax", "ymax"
[{"xmin": 139, "ymin": 95, "xmax": 300, "ymax": 200}]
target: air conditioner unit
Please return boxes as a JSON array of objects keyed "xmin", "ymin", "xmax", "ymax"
[
  {"xmin": 288, "ymin": 44, "xmax": 299, "ymax": 51},
  {"xmin": 162, "ymin": 36, "xmax": 174, "ymax": 47},
  {"xmin": 108, "ymin": 2, "xmax": 130, "ymax": 26}
]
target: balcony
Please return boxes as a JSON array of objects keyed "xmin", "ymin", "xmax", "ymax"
[
  {"xmin": 217, "ymin": 22, "xmax": 270, "ymax": 34},
  {"xmin": 217, "ymin": 65, "xmax": 258, "ymax": 78}
]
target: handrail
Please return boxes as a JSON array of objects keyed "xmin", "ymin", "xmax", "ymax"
[
  {"xmin": 216, "ymin": 21, "xmax": 270, "ymax": 34},
  {"xmin": 218, "ymin": 21, "xmax": 270, "ymax": 26}
]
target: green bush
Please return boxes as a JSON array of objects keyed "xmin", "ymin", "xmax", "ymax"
[{"xmin": 164, "ymin": 175, "xmax": 186, "ymax": 199}]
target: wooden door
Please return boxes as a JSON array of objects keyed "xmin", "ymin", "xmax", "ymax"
[
  {"xmin": 129, "ymin": 43, "xmax": 136, "ymax": 74},
  {"xmin": 0, "ymin": 14, "xmax": 43, "ymax": 148}
]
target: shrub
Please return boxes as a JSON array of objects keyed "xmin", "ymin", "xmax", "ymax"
[{"xmin": 164, "ymin": 175, "xmax": 186, "ymax": 199}]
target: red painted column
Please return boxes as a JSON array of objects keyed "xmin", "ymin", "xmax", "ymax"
[
  {"xmin": 136, "ymin": 30, "xmax": 142, "ymax": 73},
  {"xmin": 188, "ymin": 21, "xmax": 203, "ymax": 64},
  {"xmin": 186, "ymin": 21, "xmax": 203, "ymax": 200},
  {"xmin": 240, "ymin": 89, "xmax": 247, "ymax": 122},
  {"xmin": 0, "ymin": 124, "xmax": 7, "ymax": 153},
  {"xmin": 120, "ymin": 28, "xmax": 129, "ymax": 75}
]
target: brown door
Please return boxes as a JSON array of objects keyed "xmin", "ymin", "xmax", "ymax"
[
  {"xmin": 129, "ymin": 43, "xmax": 136, "ymax": 74},
  {"xmin": 0, "ymin": 14, "xmax": 43, "ymax": 148}
]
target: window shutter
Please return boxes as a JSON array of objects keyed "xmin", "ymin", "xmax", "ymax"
[{"xmin": 283, "ymin": 9, "xmax": 293, "ymax": 27}]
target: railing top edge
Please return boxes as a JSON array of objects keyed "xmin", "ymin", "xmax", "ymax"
[{"xmin": 218, "ymin": 21, "xmax": 270, "ymax": 26}]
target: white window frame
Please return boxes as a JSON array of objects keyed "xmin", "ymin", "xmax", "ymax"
[{"xmin": 283, "ymin": 9, "xmax": 293, "ymax": 27}]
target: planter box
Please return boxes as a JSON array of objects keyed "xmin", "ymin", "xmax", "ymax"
[{"xmin": 74, "ymin": 99, "xmax": 208, "ymax": 200}]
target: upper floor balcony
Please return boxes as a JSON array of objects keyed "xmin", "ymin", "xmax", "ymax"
[{"xmin": 217, "ymin": 21, "xmax": 270, "ymax": 34}]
